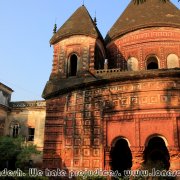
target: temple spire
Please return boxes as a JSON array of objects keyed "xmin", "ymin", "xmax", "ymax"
[
  {"xmin": 53, "ymin": 23, "xmax": 57, "ymax": 34},
  {"xmin": 106, "ymin": 0, "xmax": 180, "ymax": 42},
  {"xmin": 50, "ymin": 6, "xmax": 103, "ymax": 45},
  {"xmin": 53, "ymin": 18, "xmax": 57, "ymax": 34},
  {"xmin": 94, "ymin": 11, "xmax": 97, "ymax": 26}
]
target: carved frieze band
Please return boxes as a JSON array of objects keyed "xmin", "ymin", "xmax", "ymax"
[
  {"xmin": 11, "ymin": 101, "xmax": 46, "ymax": 108},
  {"xmin": 116, "ymin": 29, "xmax": 180, "ymax": 46}
]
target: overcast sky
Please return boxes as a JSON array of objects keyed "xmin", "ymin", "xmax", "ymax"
[{"xmin": 0, "ymin": 0, "xmax": 179, "ymax": 101}]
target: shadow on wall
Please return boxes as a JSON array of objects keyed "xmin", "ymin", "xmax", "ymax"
[
  {"xmin": 110, "ymin": 138, "xmax": 132, "ymax": 176},
  {"xmin": 103, "ymin": 41, "xmax": 179, "ymax": 172},
  {"xmin": 143, "ymin": 136, "xmax": 170, "ymax": 170},
  {"xmin": 106, "ymin": 40, "xmax": 127, "ymax": 70},
  {"xmin": 43, "ymin": 37, "xmax": 180, "ymax": 176}
]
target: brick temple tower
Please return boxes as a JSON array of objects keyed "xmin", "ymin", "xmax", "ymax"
[{"xmin": 42, "ymin": 0, "xmax": 180, "ymax": 175}]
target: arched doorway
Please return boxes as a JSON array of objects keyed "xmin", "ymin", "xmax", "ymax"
[
  {"xmin": 110, "ymin": 138, "xmax": 132, "ymax": 176},
  {"xmin": 146, "ymin": 56, "xmax": 159, "ymax": 70},
  {"xmin": 143, "ymin": 137, "xmax": 170, "ymax": 170},
  {"xmin": 69, "ymin": 54, "xmax": 77, "ymax": 76}
]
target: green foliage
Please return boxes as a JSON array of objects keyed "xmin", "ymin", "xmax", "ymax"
[
  {"xmin": 0, "ymin": 136, "xmax": 40, "ymax": 171},
  {"xmin": 0, "ymin": 136, "xmax": 19, "ymax": 161},
  {"xmin": 15, "ymin": 143, "xmax": 40, "ymax": 169}
]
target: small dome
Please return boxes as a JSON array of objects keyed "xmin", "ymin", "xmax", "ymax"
[
  {"xmin": 106, "ymin": 0, "xmax": 180, "ymax": 43},
  {"xmin": 50, "ymin": 6, "xmax": 103, "ymax": 44}
]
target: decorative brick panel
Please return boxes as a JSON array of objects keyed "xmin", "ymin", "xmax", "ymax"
[{"xmin": 107, "ymin": 27, "xmax": 180, "ymax": 70}]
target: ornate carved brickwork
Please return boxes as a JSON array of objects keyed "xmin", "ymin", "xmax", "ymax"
[
  {"xmin": 43, "ymin": 75, "xmax": 180, "ymax": 171},
  {"xmin": 43, "ymin": 3, "xmax": 180, "ymax": 172},
  {"xmin": 107, "ymin": 28, "xmax": 180, "ymax": 70},
  {"xmin": 50, "ymin": 35, "xmax": 98, "ymax": 79}
]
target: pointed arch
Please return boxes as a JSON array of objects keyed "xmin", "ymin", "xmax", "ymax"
[
  {"xmin": 145, "ymin": 134, "xmax": 168, "ymax": 147},
  {"xmin": 143, "ymin": 135, "xmax": 170, "ymax": 170},
  {"xmin": 146, "ymin": 55, "xmax": 159, "ymax": 70},
  {"xmin": 68, "ymin": 54, "xmax": 78, "ymax": 76},
  {"xmin": 110, "ymin": 136, "xmax": 132, "ymax": 175},
  {"xmin": 111, "ymin": 136, "xmax": 131, "ymax": 147}
]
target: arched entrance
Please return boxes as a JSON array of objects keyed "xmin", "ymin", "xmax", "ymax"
[
  {"xmin": 110, "ymin": 138, "xmax": 132, "ymax": 176},
  {"xmin": 143, "ymin": 137, "xmax": 170, "ymax": 170},
  {"xmin": 146, "ymin": 56, "xmax": 159, "ymax": 70},
  {"xmin": 69, "ymin": 54, "xmax": 77, "ymax": 76}
]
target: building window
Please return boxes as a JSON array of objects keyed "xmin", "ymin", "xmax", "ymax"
[
  {"xmin": 69, "ymin": 54, "xmax": 77, "ymax": 76},
  {"xmin": 28, "ymin": 128, "xmax": 35, "ymax": 141},
  {"xmin": 10, "ymin": 124, "xmax": 20, "ymax": 138},
  {"xmin": 146, "ymin": 56, "xmax": 159, "ymax": 70}
]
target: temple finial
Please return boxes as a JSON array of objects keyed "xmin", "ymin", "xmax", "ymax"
[
  {"xmin": 82, "ymin": 0, "xmax": 84, "ymax": 6},
  {"xmin": 94, "ymin": 11, "xmax": 97, "ymax": 26},
  {"xmin": 53, "ymin": 18, "xmax": 57, "ymax": 34}
]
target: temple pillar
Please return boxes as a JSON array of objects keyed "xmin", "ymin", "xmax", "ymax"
[
  {"xmin": 131, "ymin": 146, "xmax": 144, "ymax": 170},
  {"xmin": 169, "ymin": 146, "xmax": 180, "ymax": 171},
  {"xmin": 104, "ymin": 146, "xmax": 111, "ymax": 170}
]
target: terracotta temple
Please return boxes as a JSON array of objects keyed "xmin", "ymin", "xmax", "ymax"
[{"xmin": 42, "ymin": 0, "xmax": 180, "ymax": 174}]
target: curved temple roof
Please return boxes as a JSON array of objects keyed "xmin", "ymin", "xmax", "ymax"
[
  {"xmin": 50, "ymin": 5, "xmax": 103, "ymax": 45},
  {"xmin": 106, "ymin": 0, "xmax": 180, "ymax": 43}
]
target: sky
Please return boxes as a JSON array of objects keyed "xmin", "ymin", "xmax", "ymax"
[{"xmin": 0, "ymin": 0, "xmax": 179, "ymax": 101}]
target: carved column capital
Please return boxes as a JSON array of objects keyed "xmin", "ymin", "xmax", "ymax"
[
  {"xmin": 168, "ymin": 146, "xmax": 180, "ymax": 171},
  {"xmin": 130, "ymin": 146, "xmax": 145, "ymax": 153},
  {"xmin": 131, "ymin": 146, "xmax": 144, "ymax": 170},
  {"xmin": 104, "ymin": 146, "xmax": 111, "ymax": 170}
]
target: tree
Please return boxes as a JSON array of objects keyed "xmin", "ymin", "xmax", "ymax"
[
  {"xmin": 16, "ymin": 143, "xmax": 40, "ymax": 170},
  {"xmin": 134, "ymin": 0, "xmax": 179, "ymax": 4},
  {"xmin": 0, "ymin": 136, "xmax": 19, "ymax": 169},
  {"xmin": 0, "ymin": 136, "xmax": 40, "ymax": 171}
]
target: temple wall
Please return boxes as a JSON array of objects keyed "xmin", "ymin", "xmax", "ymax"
[
  {"xmin": 107, "ymin": 27, "xmax": 180, "ymax": 70},
  {"xmin": 51, "ymin": 35, "xmax": 102, "ymax": 79},
  {"xmin": 43, "ymin": 75, "xmax": 180, "ymax": 171}
]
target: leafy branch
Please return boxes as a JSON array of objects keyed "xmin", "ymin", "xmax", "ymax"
[{"xmin": 0, "ymin": 136, "xmax": 40, "ymax": 170}]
